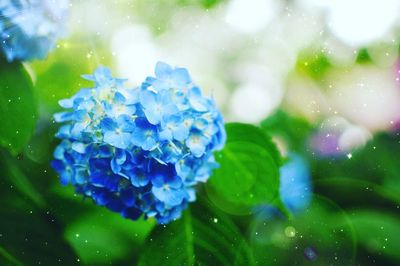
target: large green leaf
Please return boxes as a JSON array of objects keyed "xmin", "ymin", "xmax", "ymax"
[
  {"xmin": 65, "ymin": 210, "xmax": 155, "ymax": 265},
  {"xmin": 0, "ymin": 61, "xmax": 37, "ymax": 154},
  {"xmin": 206, "ymin": 123, "xmax": 282, "ymax": 215},
  {"xmin": 138, "ymin": 200, "xmax": 253, "ymax": 266}
]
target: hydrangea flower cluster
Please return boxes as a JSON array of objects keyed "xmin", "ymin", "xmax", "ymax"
[
  {"xmin": 0, "ymin": 0, "xmax": 69, "ymax": 62},
  {"xmin": 52, "ymin": 62, "xmax": 226, "ymax": 224}
]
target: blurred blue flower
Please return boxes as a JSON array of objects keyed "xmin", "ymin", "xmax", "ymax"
[
  {"xmin": 0, "ymin": 0, "xmax": 69, "ymax": 61},
  {"xmin": 279, "ymin": 153, "xmax": 312, "ymax": 213},
  {"xmin": 52, "ymin": 62, "xmax": 226, "ymax": 224},
  {"xmin": 255, "ymin": 153, "xmax": 312, "ymax": 218}
]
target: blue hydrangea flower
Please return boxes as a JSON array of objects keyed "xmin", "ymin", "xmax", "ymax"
[
  {"xmin": 255, "ymin": 153, "xmax": 312, "ymax": 218},
  {"xmin": 279, "ymin": 153, "xmax": 312, "ymax": 213},
  {"xmin": 52, "ymin": 62, "xmax": 226, "ymax": 224},
  {"xmin": 0, "ymin": 0, "xmax": 69, "ymax": 62}
]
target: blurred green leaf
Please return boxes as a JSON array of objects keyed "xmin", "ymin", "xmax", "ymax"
[
  {"xmin": 65, "ymin": 210, "xmax": 155, "ymax": 265},
  {"xmin": 315, "ymin": 177, "xmax": 400, "ymax": 209},
  {"xmin": 336, "ymin": 210, "xmax": 400, "ymax": 263},
  {"xmin": 0, "ymin": 205, "xmax": 79, "ymax": 265},
  {"xmin": 24, "ymin": 121, "xmax": 57, "ymax": 164},
  {"xmin": 138, "ymin": 200, "xmax": 253, "ymax": 266},
  {"xmin": 133, "ymin": 0, "xmax": 225, "ymax": 33},
  {"xmin": 261, "ymin": 110, "xmax": 312, "ymax": 152},
  {"xmin": 31, "ymin": 38, "xmax": 108, "ymax": 112},
  {"xmin": 309, "ymin": 135, "xmax": 400, "ymax": 263},
  {"xmin": 48, "ymin": 180, "xmax": 155, "ymax": 264},
  {"xmin": 0, "ymin": 61, "xmax": 37, "ymax": 154},
  {"xmin": 311, "ymin": 133, "xmax": 400, "ymax": 195},
  {"xmin": 250, "ymin": 196, "xmax": 356, "ymax": 265},
  {"xmin": 356, "ymin": 48, "xmax": 373, "ymax": 64},
  {"xmin": 0, "ymin": 246, "xmax": 23, "ymax": 266},
  {"xmin": 178, "ymin": 0, "xmax": 225, "ymax": 8},
  {"xmin": 296, "ymin": 51, "xmax": 331, "ymax": 81},
  {"xmin": 0, "ymin": 172, "xmax": 79, "ymax": 265},
  {"xmin": 207, "ymin": 123, "xmax": 281, "ymax": 214},
  {"xmin": 2, "ymin": 152, "xmax": 45, "ymax": 208}
]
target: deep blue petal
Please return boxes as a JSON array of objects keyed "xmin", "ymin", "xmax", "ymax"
[
  {"xmin": 110, "ymin": 158, "xmax": 122, "ymax": 174},
  {"xmin": 106, "ymin": 200, "xmax": 125, "ymax": 212},
  {"xmin": 101, "ymin": 117, "xmax": 117, "ymax": 132},
  {"xmin": 92, "ymin": 189, "xmax": 113, "ymax": 206},
  {"xmin": 122, "ymin": 207, "xmax": 142, "ymax": 220},
  {"xmin": 120, "ymin": 189, "xmax": 136, "ymax": 207},
  {"xmin": 129, "ymin": 168, "xmax": 150, "ymax": 187}
]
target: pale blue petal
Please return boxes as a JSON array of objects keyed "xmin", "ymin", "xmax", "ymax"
[
  {"xmin": 171, "ymin": 68, "xmax": 191, "ymax": 85},
  {"xmin": 155, "ymin": 61, "xmax": 173, "ymax": 79},
  {"xmin": 58, "ymin": 98, "xmax": 74, "ymax": 108},
  {"xmin": 71, "ymin": 142, "xmax": 87, "ymax": 154},
  {"xmin": 143, "ymin": 107, "xmax": 162, "ymax": 125},
  {"xmin": 152, "ymin": 186, "xmax": 185, "ymax": 206},
  {"xmin": 172, "ymin": 124, "xmax": 189, "ymax": 141},
  {"xmin": 104, "ymin": 131, "xmax": 131, "ymax": 149}
]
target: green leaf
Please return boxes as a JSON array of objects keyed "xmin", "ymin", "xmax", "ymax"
[
  {"xmin": 296, "ymin": 51, "xmax": 331, "ymax": 81},
  {"xmin": 343, "ymin": 210, "xmax": 400, "ymax": 261},
  {"xmin": 2, "ymin": 153, "xmax": 46, "ymax": 208},
  {"xmin": 65, "ymin": 210, "xmax": 155, "ymax": 265},
  {"xmin": 206, "ymin": 123, "xmax": 281, "ymax": 214},
  {"xmin": 0, "ymin": 61, "xmax": 37, "ymax": 154},
  {"xmin": 0, "ymin": 246, "xmax": 23, "ymax": 266},
  {"xmin": 138, "ymin": 200, "xmax": 253, "ymax": 266},
  {"xmin": 315, "ymin": 177, "xmax": 400, "ymax": 209},
  {"xmin": 356, "ymin": 48, "xmax": 373, "ymax": 64},
  {"xmin": 261, "ymin": 110, "xmax": 312, "ymax": 152},
  {"xmin": 250, "ymin": 196, "xmax": 356, "ymax": 265},
  {"xmin": 178, "ymin": 0, "xmax": 225, "ymax": 8},
  {"xmin": 24, "ymin": 123, "xmax": 56, "ymax": 164},
  {"xmin": 30, "ymin": 36, "xmax": 113, "ymax": 112},
  {"xmin": 311, "ymin": 133, "xmax": 400, "ymax": 196},
  {"xmin": 314, "ymin": 177, "xmax": 400, "ymax": 263},
  {"xmin": 0, "ymin": 178, "xmax": 79, "ymax": 265}
]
